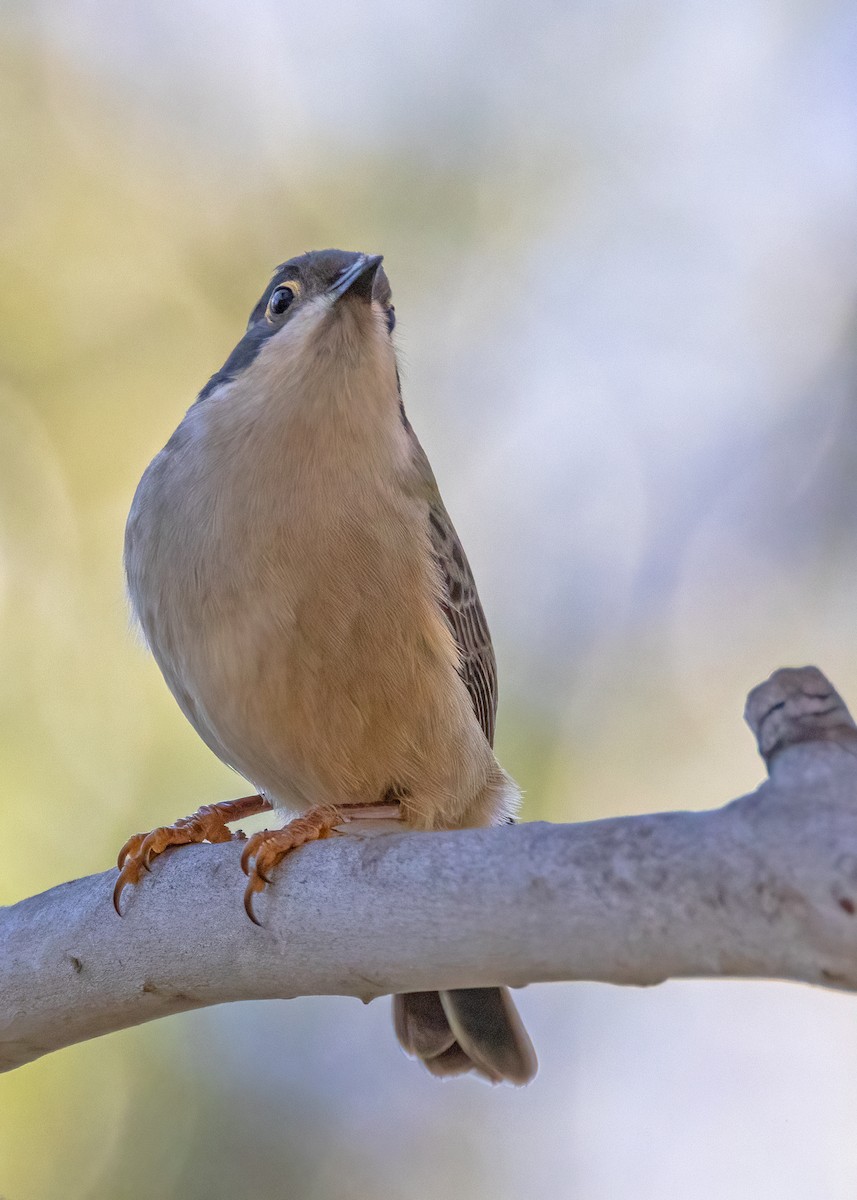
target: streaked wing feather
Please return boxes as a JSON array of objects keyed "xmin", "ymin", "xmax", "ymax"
[
  {"xmin": 405, "ymin": 424, "xmax": 498, "ymax": 746},
  {"xmin": 427, "ymin": 498, "xmax": 498, "ymax": 748}
]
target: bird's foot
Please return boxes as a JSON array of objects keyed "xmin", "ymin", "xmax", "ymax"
[
  {"xmin": 113, "ymin": 794, "xmax": 272, "ymax": 915},
  {"xmin": 240, "ymin": 801, "xmax": 401, "ymax": 924}
]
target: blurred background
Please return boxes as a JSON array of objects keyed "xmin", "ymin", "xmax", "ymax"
[{"xmin": 2, "ymin": 0, "xmax": 857, "ymax": 1196}]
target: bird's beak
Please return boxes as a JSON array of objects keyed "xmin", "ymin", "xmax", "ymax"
[{"xmin": 329, "ymin": 254, "xmax": 384, "ymax": 303}]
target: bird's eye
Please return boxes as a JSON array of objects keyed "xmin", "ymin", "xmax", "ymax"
[{"xmin": 266, "ymin": 284, "xmax": 297, "ymax": 320}]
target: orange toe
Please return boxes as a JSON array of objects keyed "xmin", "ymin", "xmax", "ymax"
[
  {"xmin": 240, "ymin": 805, "xmax": 342, "ymax": 924},
  {"xmin": 113, "ymin": 795, "xmax": 272, "ymax": 916}
]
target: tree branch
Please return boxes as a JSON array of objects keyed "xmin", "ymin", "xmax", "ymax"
[{"xmin": 3, "ymin": 666, "xmax": 857, "ymax": 1074}]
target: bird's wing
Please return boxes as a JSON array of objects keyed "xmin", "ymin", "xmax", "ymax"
[{"xmin": 408, "ymin": 430, "xmax": 498, "ymax": 747}]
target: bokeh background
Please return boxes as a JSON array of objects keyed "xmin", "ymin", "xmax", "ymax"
[{"xmin": 2, "ymin": 0, "xmax": 857, "ymax": 1196}]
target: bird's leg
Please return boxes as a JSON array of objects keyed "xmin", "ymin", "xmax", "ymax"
[
  {"xmin": 240, "ymin": 800, "xmax": 402, "ymax": 925},
  {"xmin": 113, "ymin": 794, "xmax": 273, "ymax": 915}
]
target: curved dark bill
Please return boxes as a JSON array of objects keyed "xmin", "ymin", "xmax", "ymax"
[{"xmin": 329, "ymin": 254, "xmax": 384, "ymax": 302}]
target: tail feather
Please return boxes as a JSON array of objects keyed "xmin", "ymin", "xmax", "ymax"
[
  {"xmin": 393, "ymin": 989, "xmax": 457, "ymax": 1060},
  {"xmin": 393, "ymin": 987, "xmax": 537, "ymax": 1085}
]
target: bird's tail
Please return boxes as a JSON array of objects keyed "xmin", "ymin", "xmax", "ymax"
[{"xmin": 392, "ymin": 987, "xmax": 537, "ymax": 1085}]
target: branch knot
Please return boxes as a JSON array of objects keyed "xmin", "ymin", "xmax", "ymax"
[{"xmin": 744, "ymin": 666, "xmax": 857, "ymax": 765}]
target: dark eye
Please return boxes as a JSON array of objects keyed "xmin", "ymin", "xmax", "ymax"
[
  {"xmin": 386, "ymin": 305, "xmax": 396, "ymax": 334},
  {"xmin": 267, "ymin": 285, "xmax": 296, "ymax": 319}
]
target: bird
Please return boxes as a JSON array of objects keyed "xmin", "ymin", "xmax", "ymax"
[{"xmin": 115, "ymin": 248, "xmax": 537, "ymax": 1085}]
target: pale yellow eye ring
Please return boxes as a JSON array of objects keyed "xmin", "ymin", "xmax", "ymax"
[{"xmin": 266, "ymin": 281, "xmax": 301, "ymax": 321}]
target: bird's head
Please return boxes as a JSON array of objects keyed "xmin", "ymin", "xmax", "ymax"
[{"xmin": 197, "ymin": 249, "xmax": 397, "ymax": 415}]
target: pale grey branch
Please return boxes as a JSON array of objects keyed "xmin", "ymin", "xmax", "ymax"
[{"xmin": 2, "ymin": 665, "xmax": 857, "ymax": 1074}]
